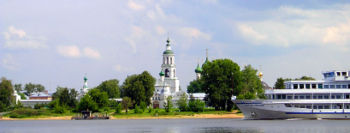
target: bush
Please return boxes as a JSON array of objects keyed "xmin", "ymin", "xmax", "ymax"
[
  {"xmin": 148, "ymin": 107, "xmax": 153, "ymax": 113},
  {"xmin": 53, "ymin": 104, "xmax": 66, "ymax": 114},
  {"xmin": 188, "ymin": 100, "xmax": 205, "ymax": 112},
  {"xmin": 115, "ymin": 103, "xmax": 122, "ymax": 114},
  {"xmin": 140, "ymin": 102, "xmax": 147, "ymax": 112},
  {"xmin": 8, "ymin": 108, "xmax": 48, "ymax": 118},
  {"xmin": 134, "ymin": 105, "xmax": 142, "ymax": 114}
]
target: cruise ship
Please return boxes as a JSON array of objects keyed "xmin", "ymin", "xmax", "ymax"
[{"xmin": 234, "ymin": 70, "xmax": 350, "ymax": 120}]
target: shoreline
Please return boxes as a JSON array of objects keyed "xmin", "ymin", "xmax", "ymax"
[{"xmin": 0, "ymin": 113, "xmax": 244, "ymax": 121}]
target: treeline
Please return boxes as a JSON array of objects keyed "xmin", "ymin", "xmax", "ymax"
[
  {"xmin": 1, "ymin": 58, "xmax": 265, "ymax": 113},
  {"xmin": 273, "ymin": 76, "xmax": 315, "ymax": 89}
]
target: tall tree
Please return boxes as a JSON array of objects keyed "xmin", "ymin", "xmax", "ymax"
[
  {"xmin": 164, "ymin": 96, "xmax": 173, "ymax": 112},
  {"xmin": 122, "ymin": 71, "xmax": 155, "ymax": 106},
  {"xmin": 274, "ymin": 78, "xmax": 286, "ymax": 89},
  {"xmin": 95, "ymin": 79, "xmax": 120, "ymax": 98},
  {"xmin": 202, "ymin": 59, "xmax": 241, "ymax": 111},
  {"xmin": 35, "ymin": 84, "xmax": 45, "ymax": 93},
  {"xmin": 237, "ymin": 65, "xmax": 264, "ymax": 99},
  {"xmin": 0, "ymin": 77, "xmax": 14, "ymax": 111},
  {"xmin": 187, "ymin": 79, "xmax": 204, "ymax": 93},
  {"xmin": 77, "ymin": 95, "xmax": 98, "ymax": 112}
]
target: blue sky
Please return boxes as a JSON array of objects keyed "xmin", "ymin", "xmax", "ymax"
[{"xmin": 2, "ymin": 0, "xmax": 350, "ymax": 92}]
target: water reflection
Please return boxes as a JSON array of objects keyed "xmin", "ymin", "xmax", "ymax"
[{"xmin": 199, "ymin": 127, "xmax": 262, "ymax": 133}]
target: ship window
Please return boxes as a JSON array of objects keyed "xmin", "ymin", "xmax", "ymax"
[
  {"xmin": 336, "ymin": 95, "xmax": 341, "ymax": 99},
  {"xmin": 285, "ymin": 104, "xmax": 292, "ymax": 107},
  {"xmin": 343, "ymin": 85, "xmax": 347, "ymax": 88},
  {"xmin": 277, "ymin": 94, "xmax": 281, "ymax": 99},
  {"xmin": 346, "ymin": 94, "xmax": 350, "ymax": 99},
  {"xmin": 313, "ymin": 95, "xmax": 317, "ymax": 99},
  {"xmin": 348, "ymin": 84, "xmax": 350, "ymax": 89},
  {"xmin": 318, "ymin": 95, "xmax": 323, "ymax": 99},
  {"xmin": 287, "ymin": 96, "xmax": 293, "ymax": 99},
  {"xmin": 331, "ymin": 95, "xmax": 335, "ymax": 99},
  {"xmin": 324, "ymin": 105, "xmax": 330, "ymax": 109},
  {"xmin": 293, "ymin": 84, "xmax": 298, "ymax": 89},
  {"xmin": 312, "ymin": 84, "xmax": 316, "ymax": 89},
  {"xmin": 337, "ymin": 72, "xmax": 341, "ymax": 76},
  {"xmin": 294, "ymin": 96, "xmax": 298, "ymax": 99},
  {"xmin": 300, "ymin": 84, "xmax": 304, "ymax": 89},
  {"xmin": 300, "ymin": 95, "xmax": 305, "ymax": 99},
  {"xmin": 306, "ymin": 84, "xmax": 310, "ymax": 89},
  {"xmin": 324, "ymin": 95, "xmax": 329, "ymax": 99},
  {"xmin": 330, "ymin": 85, "xmax": 335, "ymax": 88},
  {"xmin": 306, "ymin": 105, "xmax": 312, "ymax": 109},
  {"xmin": 306, "ymin": 95, "xmax": 311, "ymax": 99},
  {"xmin": 282, "ymin": 94, "xmax": 286, "ymax": 99},
  {"xmin": 318, "ymin": 84, "xmax": 323, "ymax": 89},
  {"xmin": 318, "ymin": 106, "xmax": 324, "ymax": 109},
  {"xmin": 342, "ymin": 72, "xmax": 347, "ymax": 76},
  {"xmin": 313, "ymin": 105, "xmax": 317, "ymax": 109},
  {"xmin": 336, "ymin": 85, "xmax": 341, "ymax": 88},
  {"xmin": 324, "ymin": 85, "xmax": 329, "ymax": 88}
]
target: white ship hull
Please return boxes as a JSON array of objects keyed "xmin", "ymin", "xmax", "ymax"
[{"xmin": 235, "ymin": 100, "xmax": 350, "ymax": 120}]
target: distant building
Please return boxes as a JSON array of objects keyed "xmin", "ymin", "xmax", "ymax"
[
  {"xmin": 20, "ymin": 91, "xmax": 52, "ymax": 108},
  {"xmin": 78, "ymin": 75, "xmax": 89, "ymax": 100}
]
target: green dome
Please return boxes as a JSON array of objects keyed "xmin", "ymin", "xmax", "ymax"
[
  {"xmin": 159, "ymin": 70, "xmax": 165, "ymax": 76},
  {"xmin": 195, "ymin": 64, "xmax": 202, "ymax": 73},
  {"xmin": 163, "ymin": 50, "xmax": 174, "ymax": 54},
  {"xmin": 84, "ymin": 76, "xmax": 88, "ymax": 81}
]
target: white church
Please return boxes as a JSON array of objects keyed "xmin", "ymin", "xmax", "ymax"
[{"xmin": 152, "ymin": 38, "xmax": 186, "ymax": 108}]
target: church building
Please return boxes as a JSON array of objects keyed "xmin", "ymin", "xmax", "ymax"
[{"xmin": 152, "ymin": 38, "xmax": 184, "ymax": 108}]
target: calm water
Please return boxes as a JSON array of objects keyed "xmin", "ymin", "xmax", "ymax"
[{"xmin": 1, "ymin": 119, "xmax": 350, "ymax": 133}]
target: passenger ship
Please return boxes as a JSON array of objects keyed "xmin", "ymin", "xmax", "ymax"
[{"xmin": 234, "ymin": 70, "xmax": 350, "ymax": 120}]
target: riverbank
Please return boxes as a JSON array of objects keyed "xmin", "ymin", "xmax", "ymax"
[{"xmin": 0, "ymin": 111, "xmax": 243, "ymax": 120}]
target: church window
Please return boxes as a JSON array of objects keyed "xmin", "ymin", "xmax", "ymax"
[
  {"xmin": 167, "ymin": 57, "xmax": 169, "ymax": 64},
  {"xmin": 174, "ymin": 69, "xmax": 176, "ymax": 77},
  {"xmin": 170, "ymin": 57, "xmax": 172, "ymax": 64},
  {"xmin": 165, "ymin": 69, "xmax": 169, "ymax": 77}
]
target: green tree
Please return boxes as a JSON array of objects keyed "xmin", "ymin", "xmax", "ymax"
[
  {"xmin": 77, "ymin": 95, "xmax": 98, "ymax": 112},
  {"xmin": 140, "ymin": 101, "xmax": 147, "ymax": 112},
  {"xmin": 202, "ymin": 59, "xmax": 241, "ymax": 111},
  {"xmin": 24, "ymin": 83, "xmax": 36, "ymax": 96},
  {"xmin": 121, "ymin": 97, "xmax": 132, "ymax": 114},
  {"xmin": 0, "ymin": 77, "xmax": 14, "ymax": 111},
  {"xmin": 176, "ymin": 93, "xmax": 188, "ymax": 111},
  {"xmin": 52, "ymin": 87, "xmax": 78, "ymax": 108},
  {"xmin": 95, "ymin": 79, "xmax": 120, "ymax": 98},
  {"xmin": 14, "ymin": 84, "xmax": 22, "ymax": 92},
  {"xmin": 274, "ymin": 77, "xmax": 286, "ymax": 89},
  {"xmin": 88, "ymin": 89, "xmax": 109, "ymax": 108},
  {"xmin": 35, "ymin": 84, "xmax": 45, "ymax": 93},
  {"xmin": 115, "ymin": 103, "xmax": 122, "ymax": 114},
  {"xmin": 237, "ymin": 65, "xmax": 264, "ymax": 99},
  {"xmin": 187, "ymin": 79, "xmax": 204, "ymax": 93},
  {"xmin": 188, "ymin": 99, "xmax": 205, "ymax": 112},
  {"xmin": 164, "ymin": 96, "xmax": 173, "ymax": 113},
  {"xmin": 122, "ymin": 71, "xmax": 155, "ymax": 106}
]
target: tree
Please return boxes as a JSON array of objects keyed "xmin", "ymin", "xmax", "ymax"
[
  {"xmin": 14, "ymin": 84, "xmax": 22, "ymax": 92},
  {"xmin": 35, "ymin": 84, "xmax": 45, "ymax": 93},
  {"xmin": 188, "ymin": 99, "xmax": 205, "ymax": 112},
  {"xmin": 51, "ymin": 87, "xmax": 78, "ymax": 108},
  {"xmin": 88, "ymin": 89, "xmax": 109, "ymax": 108},
  {"xmin": 202, "ymin": 59, "xmax": 241, "ymax": 111},
  {"xmin": 237, "ymin": 65, "xmax": 264, "ymax": 99},
  {"xmin": 121, "ymin": 97, "xmax": 132, "ymax": 114},
  {"xmin": 77, "ymin": 95, "xmax": 98, "ymax": 112},
  {"xmin": 24, "ymin": 83, "xmax": 36, "ymax": 96},
  {"xmin": 274, "ymin": 78, "xmax": 285, "ymax": 89},
  {"xmin": 122, "ymin": 71, "xmax": 156, "ymax": 106},
  {"xmin": 95, "ymin": 79, "xmax": 120, "ymax": 98},
  {"xmin": 164, "ymin": 96, "xmax": 173, "ymax": 112},
  {"xmin": 177, "ymin": 93, "xmax": 188, "ymax": 111},
  {"xmin": 0, "ymin": 77, "xmax": 14, "ymax": 111},
  {"xmin": 187, "ymin": 79, "xmax": 204, "ymax": 93}
]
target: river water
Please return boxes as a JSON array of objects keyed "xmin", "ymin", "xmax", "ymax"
[{"xmin": 1, "ymin": 119, "xmax": 350, "ymax": 133}]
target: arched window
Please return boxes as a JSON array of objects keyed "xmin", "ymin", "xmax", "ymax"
[
  {"xmin": 173, "ymin": 69, "xmax": 176, "ymax": 77},
  {"xmin": 165, "ymin": 69, "xmax": 169, "ymax": 77},
  {"xmin": 167, "ymin": 57, "xmax": 169, "ymax": 64},
  {"xmin": 170, "ymin": 57, "xmax": 172, "ymax": 65}
]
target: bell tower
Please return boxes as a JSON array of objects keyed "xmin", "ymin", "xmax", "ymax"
[{"xmin": 161, "ymin": 38, "xmax": 177, "ymax": 79}]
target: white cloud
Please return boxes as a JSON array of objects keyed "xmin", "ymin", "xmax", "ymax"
[
  {"xmin": 1, "ymin": 54, "xmax": 18, "ymax": 70},
  {"xmin": 3, "ymin": 26, "xmax": 46, "ymax": 49},
  {"xmin": 235, "ymin": 5, "xmax": 350, "ymax": 49},
  {"xmin": 83, "ymin": 47, "xmax": 101, "ymax": 59},
  {"xmin": 128, "ymin": 0, "xmax": 145, "ymax": 11},
  {"xmin": 113, "ymin": 64, "xmax": 134, "ymax": 72},
  {"xmin": 56, "ymin": 45, "xmax": 81, "ymax": 58}
]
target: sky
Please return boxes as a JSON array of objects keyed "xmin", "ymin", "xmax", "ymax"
[{"xmin": 2, "ymin": 0, "xmax": 350, "ymax": 92}]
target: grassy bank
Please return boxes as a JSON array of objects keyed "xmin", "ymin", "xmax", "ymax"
[{"xmin": 0, "ymin": 108, "xmax": 243, "ymax": 120}]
